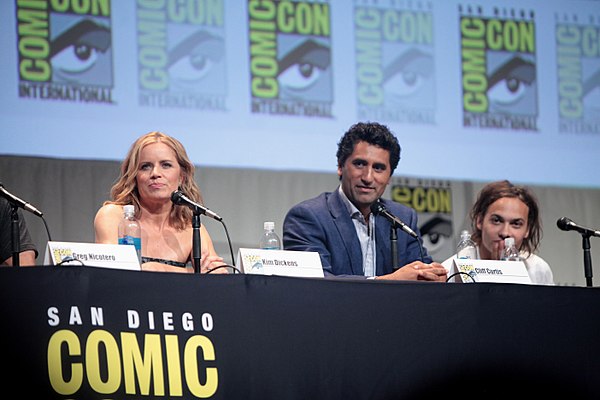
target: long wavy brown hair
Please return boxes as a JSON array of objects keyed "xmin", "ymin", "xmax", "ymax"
[
  {"xmin": 470, "ymin": 180, "xmax": 542, "ymax": 255},
  {"xmin": 104, "ymin": 131, "xmax": 202, "ymax": 230}
]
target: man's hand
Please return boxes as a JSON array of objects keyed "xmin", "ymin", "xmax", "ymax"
[{"xmin": 375, "ymin": 261, "xmax": 447, "ymax": 282}]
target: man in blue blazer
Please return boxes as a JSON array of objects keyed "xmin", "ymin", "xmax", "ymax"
[{"xmin": 283, "ymin": 122, "xmax": 446, "ymax": 281}]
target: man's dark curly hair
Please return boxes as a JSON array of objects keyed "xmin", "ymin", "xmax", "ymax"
[{"xmin": 336, "ymin": 122, "xmax": 401, "ymax": 174}]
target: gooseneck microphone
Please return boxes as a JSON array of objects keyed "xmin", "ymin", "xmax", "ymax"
[
  {"xmin": 0, "ymin": 182, "xmax": 43, "ymax": 217},
  {"xmin": 557, "ymin": 216, "xmax": 598, "ymax": 287},
  {"xmin": 171, "ymin": 190, "xmax": 239, "ymax": 274},
  {"xmin": 171, "ymin": 190, "xmax": 222, "ymax": 221},
  {"xmin": 1, "ymin": 183, "xmax": 52, "ymax": 267},
  {"xmin": 370, "ymin": 200, "xmax": 418, "ymax": 238},
  {"xmin": 557, "ymin": 217, "xmax": 600, "ymax": 238}
]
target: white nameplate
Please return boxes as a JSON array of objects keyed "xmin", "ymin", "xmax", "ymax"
[
  {"xmin": 236, "ymin": 248, "xmax": 324, "ymax": 278},
  {"xmin": 453, "ymin": 258, "xmax": 531, "ymax": 284},
  {"xmin": 44, "ymin": 241, "xmax": 141, "ymax": 271}
]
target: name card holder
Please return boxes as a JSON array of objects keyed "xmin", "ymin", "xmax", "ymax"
[
  {"xmin": 236, "ymin": 248, "xmax": 324, "ymax": 278},
  {"xmin": 44, "ymin": 241, "xmax": 141, "ymax": 271},
  {"xmin": 453, "ymin": 258, "xmax": 531, "ymax": 284}
]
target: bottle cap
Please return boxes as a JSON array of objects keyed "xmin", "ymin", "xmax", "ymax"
[
  {"xmin": 264, "ymin": 221, "xmax": 275, "ymax": 230},
  {"xmin": 460, "ymin": 230, "xmax": 470, "ymax": 238},
  {"xmin": 504, "ymin": 237, "xmax": 515, "ymax": 247},
  {"xmin": 123, "ymin": 204, "xmax": 135, "ymax": 214}
]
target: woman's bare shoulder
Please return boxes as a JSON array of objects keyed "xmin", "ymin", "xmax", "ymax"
[{"xmin": 94, "ymin": 203, "xmax": 123, "ymax": 222}]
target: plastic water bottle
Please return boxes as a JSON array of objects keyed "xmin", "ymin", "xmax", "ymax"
[
  {"xmin": 501, "ymin": 237, "xmax": 521, "ymax": 261},
  {"xmin": 456, "ymin": 230, "xmax": 478, "ymax": 259},
  {"xmin": 259, "ymin": 221, "xmax": 281, "ymax": 250},
  {"xmin": 118, "ymin": 204, "xmax": 142, "ymax": 262}
]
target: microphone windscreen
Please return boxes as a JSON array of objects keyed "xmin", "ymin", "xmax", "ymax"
[
  {"xmin": 171, "ymin": 190, "xmax": 183, "ymax": 205},
  {"xmin": 370, "ymin": 201, "xmax": 384, "ymax": 215},
  {"xmin": 557, "ymin": 217, "xmax": 571, "ymax": 231}
]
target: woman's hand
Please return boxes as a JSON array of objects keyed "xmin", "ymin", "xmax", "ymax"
[{"xmin": 200, "ymin": 253, "xmax": 229, "ymax": 274}]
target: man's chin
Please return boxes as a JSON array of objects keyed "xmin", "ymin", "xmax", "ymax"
[{"xmin": 355, "ymin": 195, "xmax": 378, "ymax": 208}]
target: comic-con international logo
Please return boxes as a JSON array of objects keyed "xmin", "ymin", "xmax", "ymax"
[
  {"xmin": 248, "ymin": 0, "xmax": 333, "ymax": 117},
  {"xmin": 556, "ymin": 15, "xmax": 600, "ymax": 134},
  {"xmin": 137, "ymin": 0, "xmax": 227, "ymax": 110},
  {"xmin": 392, "ymin": 180, "xmax": 453, "ymax": 262},
  {"xmin": 460, "ymin": 6, "xmax": 538, "ymax": 131},
  {"xmin": 354, "ymin": 0, "xmax": 436, "ymax": 124},
  {"xmin": 16, "ymin": 0, "xmax": 113, "ymax": 103}
]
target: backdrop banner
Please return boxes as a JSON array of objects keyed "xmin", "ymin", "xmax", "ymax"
[{"xmin": 2, "ymin": 0, "xmax": 600, "ymax": 187}]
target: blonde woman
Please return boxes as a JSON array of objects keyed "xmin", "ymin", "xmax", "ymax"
[{"xmin": 94, "ymin": 131, "xmax": 227, "ymax": 273}]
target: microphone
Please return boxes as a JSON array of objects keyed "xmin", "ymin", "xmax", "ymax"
[
  {"xmin": 557, "ymin": 217, "xmax": 600, "ymax": 238},
  {"xmin": 0, "ymin": 183, "xmax": 43, "ymax": 217},
  {"xmin": 171, "ymin": 190, "xmax": 222, "ymax": 221},
  {"xmin": 370, "ymin": 200, "xmax": 417, "ymax": 238}
]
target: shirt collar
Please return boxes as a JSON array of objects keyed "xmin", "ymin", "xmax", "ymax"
[{"xmin": 338, "ymin": 186, "xmax": 362, "ymax": 219}]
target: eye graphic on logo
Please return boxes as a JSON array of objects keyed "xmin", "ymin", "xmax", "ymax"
[
  {"xmin": 582, "ymin": 68, "xmax": 600, "ymax": 114},
  {"xmin": 383, "ymin": 48, "xmax": 433, "ymax": 97},
  {"xmin": 583, "ymin": 68, "xmax": 600, "ymax": 98},
  {"xmin": 168, "ymin": 30, "xmax": 224, "ymax": 84},
  {"xmin": 50, "ymin": 19, "xmax": 111, "ymax": 76},
  {"xmin": 487, "ymin": 56, "xmax": 535, "ymax": 106},
  {"xmin": 418, "ymin": 215, "xmax": 452, "ymax": 255},
  {"xmin": 277, "ymin": 39, "xmax": 331, "ymax": 93}
]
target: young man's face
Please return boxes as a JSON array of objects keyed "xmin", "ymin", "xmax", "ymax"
[{"xmin": 477, "ymin": 196, "xmax": 530, "ymax": 260}]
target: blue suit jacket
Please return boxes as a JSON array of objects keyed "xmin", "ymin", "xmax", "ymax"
[{"xmin": 283, "ymin": 190, "xmax": 432, "ymax": 277}]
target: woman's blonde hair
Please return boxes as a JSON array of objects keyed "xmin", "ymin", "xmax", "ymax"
[{"xmin": 105, "ymin": 131, "xmax": 202, "ymax": 230}]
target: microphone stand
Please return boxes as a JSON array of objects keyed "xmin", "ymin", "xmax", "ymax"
[
  {"xmin": 192, "ymin": 211, "xmax": 201, "ymax": 274},
  {"xmin": 10, "ymin": 204, "xmax": 20, "ymax": 267},
  {"xmin": 390, "ymin": 226, "xmax": 398, "ymax": 271},
  {"xmin": 581, "ymin": 233, "xmax": 593, "ymax": 287}
]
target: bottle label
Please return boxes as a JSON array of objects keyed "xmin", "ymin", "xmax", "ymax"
[
  {"xmin": 457, "ymin": 247, "xmax": 477, "ymax": 260},
  {"xmin": 119, "ymin": 236, "xmax": 141, "ymax": 250}
]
